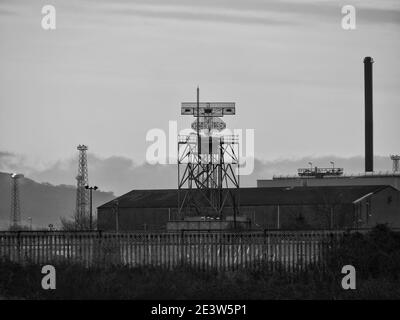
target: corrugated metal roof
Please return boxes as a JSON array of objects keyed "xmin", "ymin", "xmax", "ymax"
[{"xmin": 98, "ymin": 185, "xmax": 392, "ymax": 209}]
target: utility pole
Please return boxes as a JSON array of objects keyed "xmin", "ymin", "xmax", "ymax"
[{"xmin": 85, "ymin": 185, "xmax": 98, "ymax": 230}]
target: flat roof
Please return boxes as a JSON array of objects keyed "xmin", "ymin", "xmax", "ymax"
[{"xmin": 267, "ymin": 172, "xmax": 400, "ymax": 180}]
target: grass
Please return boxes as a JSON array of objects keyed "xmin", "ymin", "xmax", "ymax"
[{"xmin": 0, "ymin": 260, "xmax": 399, "ymax": 300}]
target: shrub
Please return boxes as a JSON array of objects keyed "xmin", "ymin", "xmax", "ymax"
[{"xmin": 325, "ymin": 224, "xmax": 400, "ymax": 280}]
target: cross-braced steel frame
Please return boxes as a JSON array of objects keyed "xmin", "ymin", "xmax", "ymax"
[
  {"xmin": 76, "ymin": 145, "xmax": 89, "ymax": 227},
  {"xmin": 177, "ymin": 134, "xmax": 240, "ymax": 220},
  {"xmin": 10, "ymin": 174, "xmax": 22, "ymax": 228}
]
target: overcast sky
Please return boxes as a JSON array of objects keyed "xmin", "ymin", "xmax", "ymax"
[{"xmin": 0, "ymin": 0, "xmax": 399, "ymax": 193}]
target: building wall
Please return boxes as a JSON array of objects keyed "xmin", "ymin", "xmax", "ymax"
[
  {"xmin": 238, "ymin": 204, "xmax": 353, "ymax": 230},
  {"xmin": 98, "ymin": 204, "xmax": 355, "ymax": 231},
  {"xmin": 98, "ymin": 207, "xmax": 172, "ymax": 231},
  {"xmin": 368, "ymin": 187, "xmax": 400, "ymax": 227}
]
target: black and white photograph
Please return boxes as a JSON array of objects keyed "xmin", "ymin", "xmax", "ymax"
[{"xmin": 0, "ymin": 0, "xmax": 399, "ymax": 312}]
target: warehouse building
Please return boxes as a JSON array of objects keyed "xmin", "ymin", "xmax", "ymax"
[{"xmin": 97, "ymin": 185, "xmax": 400, "ymax": 231}]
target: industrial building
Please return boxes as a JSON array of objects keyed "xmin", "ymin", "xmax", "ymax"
[
  {"xmin": 97, "ymin": 185, "xmax": 400, "ymax": 231},
  {"xmin": 257, "ymin": 172, "xmax": 400, "ymax": 190}
]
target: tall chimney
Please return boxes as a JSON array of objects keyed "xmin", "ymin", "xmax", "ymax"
[{"xmin": 364, "ymin": 56, "xmax": 374, "ymax": 172}]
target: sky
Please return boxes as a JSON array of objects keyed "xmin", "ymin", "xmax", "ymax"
[{"xmin": 0, "ymin": 0, "xmax": 399, "ymax": 195}]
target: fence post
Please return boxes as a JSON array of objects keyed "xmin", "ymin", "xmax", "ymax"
[
  {"xmin": 263, "ymin": 229, "xmax": 267, "ymax": 264},
  {"xmin": 49, "ymin": 232, "xmax": 53, "ymax": 263},
  {"xmin": 98, "ymin": 230, "xmax": 103, "ymax": 267},
  {"xmin": 180, "ymin": 230, "xmax": 185, "ymax": 267},
  {"xmin": 17, "ymin": 231, "xmax": 21, "ymax": 263},
  {"xmin": 326, "ymin": 232, "xmax": 335, "ymax": 274}
]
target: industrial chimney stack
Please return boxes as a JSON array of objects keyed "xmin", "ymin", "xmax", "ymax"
[{"xmin": 364, "ymin": 56, "xmax": 374, "ymax": 172}]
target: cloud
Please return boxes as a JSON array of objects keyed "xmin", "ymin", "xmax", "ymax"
[
  {"xmin": 98, "ymin": 0, "xmax": 400, "ymax": 26},
  {"xmin": 0, "ymin": 151, "xmax": 13, "ymax": 158},
  {"xmin": 106, "ymin": 5, "xmax": 297, "ymax": 27},
  {"xmin": 0, "ymin": 150, "xmax": 395, "ymax": 197},
  {"xmin": 0, "ymin": 151, "xmax": 33, "ymax": 174},
  {"xmin": 0, "ymin": 8, "xmax": 17, "ymax": 16},
  {"xmin": 241, "ymin": 155, "xmax": 394, "ymax": 187},
  {"xmin": 0, "ymin": 151, "xmax": 175, "ymax": 195}
]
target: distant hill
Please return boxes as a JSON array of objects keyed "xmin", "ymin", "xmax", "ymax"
[{"xmin": 0, "ymin": 172, "xmax": 115, "ymax": 230}]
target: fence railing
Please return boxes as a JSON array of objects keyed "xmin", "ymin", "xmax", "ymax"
[{"xmin": 0, "ymin": 230, "xmax": 355, "ymax": 272}]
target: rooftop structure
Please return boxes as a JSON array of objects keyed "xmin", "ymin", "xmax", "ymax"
[
  {"xmin": 391, "ymin": 155, "xmax": 400, "ymax": 173},
  {"xmin": 258, "ymin": 172, "xmax": 400, "ymax": 190},
  {"xmin": 297, "ymin": 167, "xmax": 344, "ymax": 178}
]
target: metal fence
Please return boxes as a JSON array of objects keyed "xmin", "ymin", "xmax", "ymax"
[{"xmin": 0, "ymin": 230, "xmax": 356, "ymax": 272}]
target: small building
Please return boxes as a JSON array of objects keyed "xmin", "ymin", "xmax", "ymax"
[{"xmin": 97, "ymin": 185, "xmax": 400, "ymax": 231}]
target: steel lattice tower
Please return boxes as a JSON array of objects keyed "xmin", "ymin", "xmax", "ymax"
[
  {"xmin": 178, "ymin": 88, "xmax": 240, "ymax": 221},
  {"xmin": 76, "ymin": 145, "xmax": 89, "ymax": 228},
  {"xmin": 10, "ymin": 173, "xmax": 23, "ymax": 228}
]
